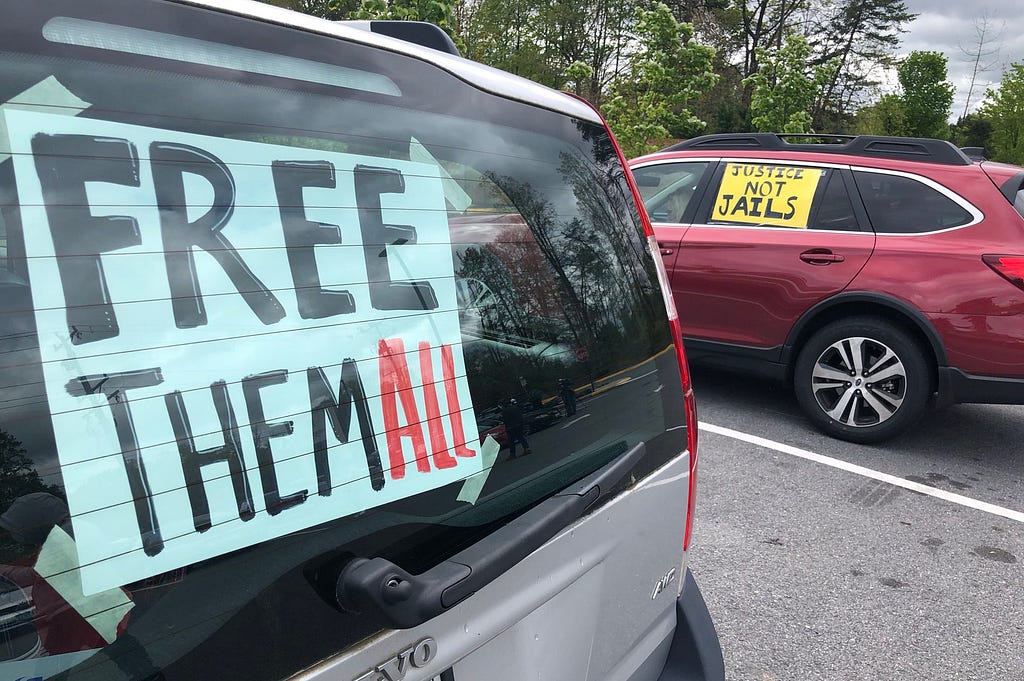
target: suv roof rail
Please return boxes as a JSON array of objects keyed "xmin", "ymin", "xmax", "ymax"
[{"xmin": 661, "ymin": 133, "xmax": 973, "ymax": 166}]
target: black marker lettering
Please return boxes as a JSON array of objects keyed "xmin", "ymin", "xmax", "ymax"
[
  {"xmin": 66, "ymin": 369, "xmax": 165, "ymax": 555},
  {"xmin": 307, "ymin": 358, "xmax": 384, "ymax": 496},
  {"xmin": 272, "ymin": 161, "xmax": 355, "ymax": 319},
  {"xmin": 242, "ymin": 370, "xmax": 307, "ymax": 515},
  {"xmin": 165, "ymin": 381, "xmax": 255, "ymax": 532},
  {"xmin": 764, "ymin": 198, "xmax": 786, "ymax": 220},
  {"xmin": 353, "ymin": 165, "xmax": 438, "ymax": 311},
  {"xmin": 716, "ymin": 194, "xmax": 733, "ymax": 216},
  {"xmin": 32, "ymin": 135, "xmax": 142, "ymax": 345},
  {"xmin": 731, "ymin": 196, "xmax": 750, "ymax": 216},
  {"xmin": 785, "ymin": 196, "xmax": 798, "ymax": 220},
  {"xmin": 150, "ymin": 142, "xmax": 285, "ymax": 328}
]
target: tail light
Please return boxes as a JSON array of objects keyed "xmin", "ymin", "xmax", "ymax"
[
  {"xmin": 984, "ymin": 255, "xmax": 1024, "ymax": 290},
  {"xmin": 565, "ymin": 93, "xmax": 700, "ymax": 551}
]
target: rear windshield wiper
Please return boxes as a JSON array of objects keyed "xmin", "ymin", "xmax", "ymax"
[{"xmin": 335, "ymin": 442, "xmax": 645, "ymax": 628}]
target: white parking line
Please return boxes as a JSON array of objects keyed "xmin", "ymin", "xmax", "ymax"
[
  {"xmin": 699, "ymin": 422, "xmax": 1024, "ymax": 524},
  {"xmin": 561, "ymin": 414, "xmax": 592, "ymax": 429}
]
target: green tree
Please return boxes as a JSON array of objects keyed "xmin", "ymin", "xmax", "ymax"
[
  {"xmin": 950, "ymin": 113, "xmax": 994, "ymax": 153},
  {"xmin": 978, "ymin": 61, "xmax": 1024, "ymax": 164},
  {"xmin": 744, "ymin": 34, "xmax": 837, "ymax": 133},
  {"xmin": 853, "ymin": 92, "xmax": 907, "ymax": 135},
  {"xmin": 601, "ymin": 3, "xmax": 718, "ymax": 157},
  {"xmin": 810, "ymin": 0, "xmax": 916, "ymax": 130},
  {"xmin": 896, "ymin": 51, "xmax": 954, "ymax": 139},
  {"xmin": 463, "ymin": 0, "xmax": 559, "ymax": 85}
]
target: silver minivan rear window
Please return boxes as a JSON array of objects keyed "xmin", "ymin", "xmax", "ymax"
[{"xmin": 0, "ymin": 2, "xmax": 687, "ymax": 679}]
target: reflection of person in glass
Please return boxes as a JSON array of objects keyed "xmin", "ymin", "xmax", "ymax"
[
  {"xmin": 500, "ymin": 399, "xmax": 531, "ymax": 459},
  {"xmin": 559, "ymin": 379, "xmax": 577, "ymax": 416},
  {"xmin": 0, "ymin": 493, "xmax": 131, "ymax": 658}
]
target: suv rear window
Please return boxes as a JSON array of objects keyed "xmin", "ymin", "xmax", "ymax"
[
  {"xmin": 0, "ymin": 3, "xmax": 686, "ymax": 680},
  {"xmin": 853, "ymin": 170, "xmax": 974, "ymax": 233}
]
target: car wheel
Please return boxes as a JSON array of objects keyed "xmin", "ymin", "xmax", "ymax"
[{"xmin": 794, "ymin": 317, "xmax": 931, "ymax": 443}]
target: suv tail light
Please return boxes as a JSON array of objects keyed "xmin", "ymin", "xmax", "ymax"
[
  {"xmin": 566, "ymin": 92, "xmax": 700, "ymax": 551},
  {"xmin": 983, "ymin": 255, "xmax": 1024, "ymax": 290}
]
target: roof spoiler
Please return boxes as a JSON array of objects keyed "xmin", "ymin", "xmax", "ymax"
[
  {"xmin": 960, "ymin": 146, "xmax": 987, "ymax": 162},
  {"xmin": 336, "ymin": 20, "xmax": 460, "ymax": 56}
]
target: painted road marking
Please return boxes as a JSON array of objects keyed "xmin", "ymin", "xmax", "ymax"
[
  {"xmin": 699, "ymin": 422, "xmax": 1024, "ymax": 524},
  {"xmin": 561, "ymin": 414, "xmax": 592, "ymax": 429}
]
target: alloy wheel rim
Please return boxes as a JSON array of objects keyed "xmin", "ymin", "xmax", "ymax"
[{"xmin": 810, "ymin": 336, "xmax": 907, "ymax": 428}]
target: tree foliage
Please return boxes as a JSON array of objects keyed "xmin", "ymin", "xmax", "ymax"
[
  {"xmin": 896, "ymin": 51, "xmax": 954, "ymax": 139},
  {"xmin": 744, "ymin": 34, "xmax": 836, "ymax": 133},
  {"xmin": 978, "ymin": 61, "xmax": 1024, "ymax": 164},
  {"xmin": 853, "ymin": 93, "xmax": 906, "ymax": 135},
  {"xmin": 809, "ymin": 0, "xmax": 916, "ymax": 129},
  {"xmin": 601, "ymin": 3, "xmax": 718, "ymax": 157}
]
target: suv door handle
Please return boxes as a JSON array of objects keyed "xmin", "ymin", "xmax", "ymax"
[
  {"xmin": 660, "ymin": 247, "xmax": 674, "ymax": 256},
  {"xmin": 799, "ymin": 249, "xmax": 845, "ymax": 265}
]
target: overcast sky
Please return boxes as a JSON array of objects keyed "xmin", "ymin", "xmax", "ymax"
[{"xmin": 899, "ymin": 0, "xmax": 1024, "ymax": 119}]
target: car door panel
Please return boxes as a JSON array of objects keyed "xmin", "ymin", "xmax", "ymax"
[
  {"xmin": 676, "ymin": 228, "xmax": 875, "ymax": 348},
  {"xmin": 674, "ymin": 163, "xmax": 876, "ymax": 350}
]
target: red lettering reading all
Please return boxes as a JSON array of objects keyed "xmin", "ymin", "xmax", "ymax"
[
  {"xmin": 418, "ymin": 342, "xmax": 457, "ymax": 470},
  {"xmin": 442, "ymin": 343, "xmax": 476, "ymax": 458},
  {"xmin": 378, "ymin": 338, "xmax": 429, "ymax": 479}
]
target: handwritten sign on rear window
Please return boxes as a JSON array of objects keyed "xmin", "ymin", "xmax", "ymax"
[
  {"xmin": 711, "ymin": 162, "xmax": 824, "ymax": 228},
  {"xmin": 6, "ymin": 110, "xmax": 483, "ymax": 595}
]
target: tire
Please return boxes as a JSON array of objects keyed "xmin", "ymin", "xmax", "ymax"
[{"xmin": 793, "ymin": 317, "xmax": 932, "ymax": 443}]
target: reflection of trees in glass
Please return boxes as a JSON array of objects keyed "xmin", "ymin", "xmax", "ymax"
[
  {"xmin": 0, "ymin": 430, "xmax": 63, "ymax": 561},
  {"xmin": 556, "ymin": 149, "xmax": 666, "ymax": 366},
  {"xmin": 484, "ymin": 173, "xmax": 594, "ymax": 347},
  {"xmin": 0, "ymin": 432, "xmax": 62, "ymax": 511},
  {"xmin": 481, "ymin": 142, "xmax": 669, "ymax": 383}
]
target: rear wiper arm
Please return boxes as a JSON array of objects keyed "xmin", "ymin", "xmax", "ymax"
[{"xmin": 335, "ymin": 442, "xmax": 645, "ymax": 629}]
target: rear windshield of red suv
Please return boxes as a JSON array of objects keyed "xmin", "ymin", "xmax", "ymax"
[{"xmin": 0, "ymin": 2, "xmax": 688, "ymax": 679}]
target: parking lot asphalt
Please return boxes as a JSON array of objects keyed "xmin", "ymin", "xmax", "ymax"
[{"xmin": 686, "ymin": 366, "xmax": 1024, "ymax": 681}]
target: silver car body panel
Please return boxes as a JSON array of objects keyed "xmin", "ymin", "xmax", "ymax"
[
  {"xmin": 292, "ymin": 453, "xmax": 692, "ymax": 681},
  {"xmin": 168, "ymin": 0, "xmax": 603, "ymax": 124}
]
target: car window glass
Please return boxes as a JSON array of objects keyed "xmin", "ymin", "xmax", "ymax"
[
  {"xmin": 706, "ymin": 162, "xmax": 832, "ymax": 229},
  {"xmin": 633, "ymin": 162, "xmax": 709, "ymax": 223},
  {"xmin": 809, "ymin": 172, "xmax": 859, "ymax": 231},
  {"xmin": 0, "ymin": 3, "xmax": 687, "ymax": 680},
  {"xmin": 854, "ymin": 171, "xmax": 973, "ymax": 233}
]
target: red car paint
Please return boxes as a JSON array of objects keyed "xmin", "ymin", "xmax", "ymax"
[{"xmin": 631, "ymin": 137, "xmax": 1024, "ymax": 419}]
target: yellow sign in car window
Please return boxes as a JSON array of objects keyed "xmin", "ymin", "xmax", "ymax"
[{"xmin": 712, "ymin": 163, "xmax": 824, "ymax": 228}]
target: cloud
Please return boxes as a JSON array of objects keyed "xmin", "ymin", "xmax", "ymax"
[{"xmin": 900, "ymin": 0, "xmax": 1024, "ymax": 117}]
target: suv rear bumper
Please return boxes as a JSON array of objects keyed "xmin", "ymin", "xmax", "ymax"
[
  {"xmin": 938, "ymin": 367, "xmax": 1024, "ymax": 406},
  {"xmin": 655, "ymin": 569, "xmax": 725, "ymax": 681}
]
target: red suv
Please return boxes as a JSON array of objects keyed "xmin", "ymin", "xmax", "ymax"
[{"xmin": 630, "ymin": 133, "xmax": 1024, "ymax": 443}]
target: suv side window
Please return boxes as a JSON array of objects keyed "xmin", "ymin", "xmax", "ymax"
[
  {"xmin": 854, "ymin": 170, "xmax": 974, "ymax": 233},
  {"xmin": 703, "ymin": 162, "xmax": 856, "ymax": 230},
  {"xmin": 633, "ymin": 162, "xmax": 710, "ymax": 223},
  {"xmin": 808, "ymin": 172, "xmax": 860, "ymax": 231}
]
